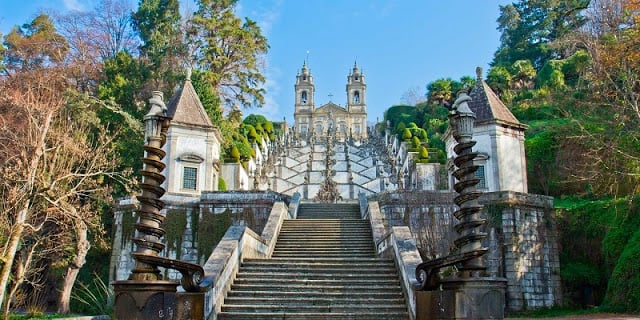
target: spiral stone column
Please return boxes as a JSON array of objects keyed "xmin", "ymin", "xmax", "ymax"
[
  {"xmin": 114, "ymin": 91, "xmax": 208, "ymax": 320},
  {"xmin": 449, "ymin": 92, "xmax": 487, "ymax": 277},
  {"xmin": 415, "ymin": 91, "xmax": 506, "ymax": 320},
  {"xmin": 129, "ymin": 91, "xmax": 171, "ymax": 281}
]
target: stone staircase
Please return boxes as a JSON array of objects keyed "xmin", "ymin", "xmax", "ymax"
[{"xmin": 217, "ymin": 203, "xmax": 410, "ymax": 319}]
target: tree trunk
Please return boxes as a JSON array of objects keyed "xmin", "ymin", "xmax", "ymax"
[
  {"xmin": 0, "ymin": 212, "xmax": 27, "ymax": 315},
  {"xmin": 58, "ymin": 221, "xmax": 90, "ymax": 315},
  {"xmin": 2, "ymin": 244, "xmax": 35, "ymax": 319},
  {"xmin": 0, "ymin": 110, "xmax": 53, "ymax": 312}
]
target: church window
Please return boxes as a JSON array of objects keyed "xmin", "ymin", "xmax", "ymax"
[
  {"xmin": 183, "ymin": 167, "xmax": 197, "ymax": 190},
  {"xmin": 475, "ymin": 165, "xmax": 487, "ymax": 189},
  {"xmin": 341, "ymin": 124, "xmax": 346, "ymax": 133},
  {"xmin": 353, "ymin": 91, "xmax": 360, "ymax": 103},
  {"xmin": 354, "ymin": 125, "xmax": 361, "ymax": 133},
  {"xmin": 301, "ymin": 90, "xmax": 308, "ymax": 103},
  {"xmin": 316, "ymin": 124, "xmax": 323, "ymax": 133},
  {"xmin": 355, "ymin": 76, "xmax": 358, "ymax": 81}
]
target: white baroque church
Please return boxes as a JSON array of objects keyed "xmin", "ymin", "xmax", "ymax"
[{"xmin": 293, "ymin": 62, "xmax": 368, "ymax": 141}]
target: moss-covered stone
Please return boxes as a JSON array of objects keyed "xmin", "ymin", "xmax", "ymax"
[
  {"xmin": 197, "ymin": 209, "xmax": 232, "ymax": 261},
  {"xmin": 164, "ymin": 209, "xmax": 187, "ymax": 259}
]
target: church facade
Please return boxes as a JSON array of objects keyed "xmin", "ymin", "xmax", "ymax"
[{"xmin": 293, "ymin": 62, "xmax": 368, "ymax": 141}]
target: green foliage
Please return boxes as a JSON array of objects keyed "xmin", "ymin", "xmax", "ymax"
[
  {"xmin": 384, "ymin": 105, "xmax": 415, "ymax": 128},
  {"xmin": 97, "ymin": 51, "xmax": 146, "ymax": 192},
  {"xmin": 561, "ymin": 50, "xmax": 590, "ymax": 87},
  {"xmin": 493, "ymin": 0, "xmax": 589, "ymax": 68},
  {"xmin": 191, "ymin": 69, "xmax": 223, "ymax": 124},
  {"xmin": 98, "ymin": 51, "xmax": 149, "ymax": 119},
  {"xmin": 395, "ymin": 121, "xmax": 406, "ymax": 135},
  {"xmin": 426, "ymin": 77, "xmax": 475, "ymax": 106},
  {"xmin": 411, "ymin": 136, "xmax": 421, "ymax": 148},
  {"xmin": 561, "ymin": 261, "xmax": 603, "ymax": 286},
  {"xmin": 132, "ymin": 0, "xmax": 184, "ymax": 92},
  {"xmin": 71, "ymin": 273, "xmax": 113, "ymax": 316},
  {"xmin": 419, "ymin": 146, "xmax": 429, "ymax": 160},
  {"xmin": 537, "ymin": 60, "xmax": 566, "ymax": 89},
  {"xmin": 2, "ymin": 14, "xmax": 69, "ymax": 71},
  {"xmin": 426, "ymin": 78, "xmax": 452, "ymax": 105},
  {"xmin": 164, "ymin": 209, "xmax": 187, "ymax": 259},
  {"xmin": 218, "ymin": 177, "xmax": 227, "ymax": 191},
  {"xmin": 229, "ymin": 145, "xmax": 240, "ymax": 162},
  {"xmin": 402, "ymin": 128, "xmax": 412, "ymax": 141},
  {"xmin": 197, "ymin": 209, "xmax": 232, "ymax": 261},
  {"xmin": 556, "ymin": 196, "xmax": 640, "ymax": 309},
  {"xmin": 243, "ymin": 114, "xmax": 268, "ymax": 127},
  {"xmin": 525, "ymin": 130, "xmax": 558, "ymax": 195},
  {"xmin": 604, "ymin": 228, "xmax": 640, "ymax": 311},
  {"xmin": 189, "ymin": 0, "xmax": 268, "ymax": 108},
  {"xmin": 486, "ymin": 65, "xmax": 512, "ymax": 99}
]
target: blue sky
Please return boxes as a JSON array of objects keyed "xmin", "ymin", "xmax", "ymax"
[{"xmin": 1, "ymin": 0, "xmax": 511, "ymax": 124}]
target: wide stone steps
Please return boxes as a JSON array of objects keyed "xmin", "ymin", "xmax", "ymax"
[
  {"xmin": 297, "ymin": 204, "xmax": 361, "ymax": 219},
  {"xmin": 218, "ymin": 311, "xmax": 409, "ymax": 320},
  {"xmin": 217, "ymin": 203, "xmax": 409, "ymax": 320},
  {"xmin": 220, "ymin": 304, "xmax": 408, "ymax": 314},
  {"xmin": 235, "ymin": 271, "xmax": 399, "ymax": 281}
]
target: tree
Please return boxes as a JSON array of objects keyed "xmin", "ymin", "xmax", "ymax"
[
  {"xmin": 426, "ymin": 78, "xmax": 453, "ymax": 106},
  {"xmin": 188, "ymin": 0, "xmax": 269, "ymax": 108},
  {"xmin": 56, "ymin": 0, "xmax": 138, "ymax": 62},
  {"xmin": 486, "ymin": 65, "xmax": 513, "ymax": 98},
  {"xmin": 0, "ymin": 14, "xmax": 132, "ymax": 315},
  {"xmin": 2, "ymin": 14, "xmax": 69, "ymax": 75},
  {"xmin": 426, "ymin": 77, "xmax": 474, "ymax": 107},
  {"xmin": 511, "ymin": 59, "xmax": 537, "ymax": 90},
  {"xmin": 400, "ymin": 86, "xmax": 426, "ymax": 105},
  {"xmin": 419, "ymin": 146, "xmax": 430, "ymax": 161},
  {"xmin": 493, "ymin": 0, "xmax": 590, "ymax": 68},
  {"xmin": 402, "ymin": 128, "xmax": 412, "ymax": 141},
  {"xmin": 133, "ymin": 0, "xmax": 185, "ymax": 93}
]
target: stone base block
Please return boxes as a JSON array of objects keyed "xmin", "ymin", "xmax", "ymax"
[
  {"xmin": 416, "ymin": 277, "xmax": 507, "ymax": 320},
  {"xmin": 113, "ymin": 280, "xmax": 204, "ymax": 320}
]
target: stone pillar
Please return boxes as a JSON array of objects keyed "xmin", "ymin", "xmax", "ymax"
[
  {"xmin": 113, "ymin": 91, "xmax": 205, "ymax": 320},
  {"xmin": 415, "ymin": 90, "xmax": 506, "ymax": 320}
]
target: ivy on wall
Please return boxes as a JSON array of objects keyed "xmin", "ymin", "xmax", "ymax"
[
  {"xmin": 164, "ymin": 208, "xmax": 187, "ymax": 259},
  {"xmin": 197, "ymin": 208, "xmax": 232, "ymax": 262}
]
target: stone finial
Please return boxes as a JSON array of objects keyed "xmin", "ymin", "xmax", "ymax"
[
  {"xmin": 147, "ymin": 91, "xmax": 167, "ymax": 117},
  {"xmin": 452, "ymin": 92, "xmax": 474, "ymax": 114},
  {"xmin": 476, "ymin": 66, "xmax": 483, "ymax": 81}
]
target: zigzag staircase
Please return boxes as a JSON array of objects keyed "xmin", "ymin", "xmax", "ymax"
[{"xmin": 217, "ymin": 203, "xmax": 410, "ymax": 319}]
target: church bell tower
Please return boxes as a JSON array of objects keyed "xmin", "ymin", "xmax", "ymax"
[
  {"xmin": 294, "ymin": 61, "xmax": 314, "ymax": 137},
  {"xmin": 346, "ymin": 62, "xmax": 367, "ymax": 139}
]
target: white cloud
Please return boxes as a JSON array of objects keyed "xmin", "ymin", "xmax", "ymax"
[{"xmin": 62, "ymin": 0, "xmax": 86, "ymax": 11}]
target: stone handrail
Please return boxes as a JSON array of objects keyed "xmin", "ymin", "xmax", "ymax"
[
  {"xmin": 362, "ymin": 195, "xmax": 422, "ymax": 320},
  {"xmin": 288, "ymin": 192, "xmax": 301, "ymax": 219},
  {"xmin": 200, "ymin": 200, "xmax": 289, "ymax": 319}
]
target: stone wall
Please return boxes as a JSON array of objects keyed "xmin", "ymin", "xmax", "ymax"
[
  {"xmin": 373, "ymin": 190, "xmax": 561, "ymax": 311},
  {"xmin": 109, "ymin": 191, "xmax": 291, "ymax": 284},
  {"xmin": 481, "ymin": 192, "xmax": 562, "ymax": 311}
]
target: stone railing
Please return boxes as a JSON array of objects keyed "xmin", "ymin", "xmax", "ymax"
[
  {"xmin": 360, "ymin": 194, "xmax": 422, "ymax": 320},
  {"xmin": 199, "ymin": 199, "xmax": 290, "ymax": 319}
]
